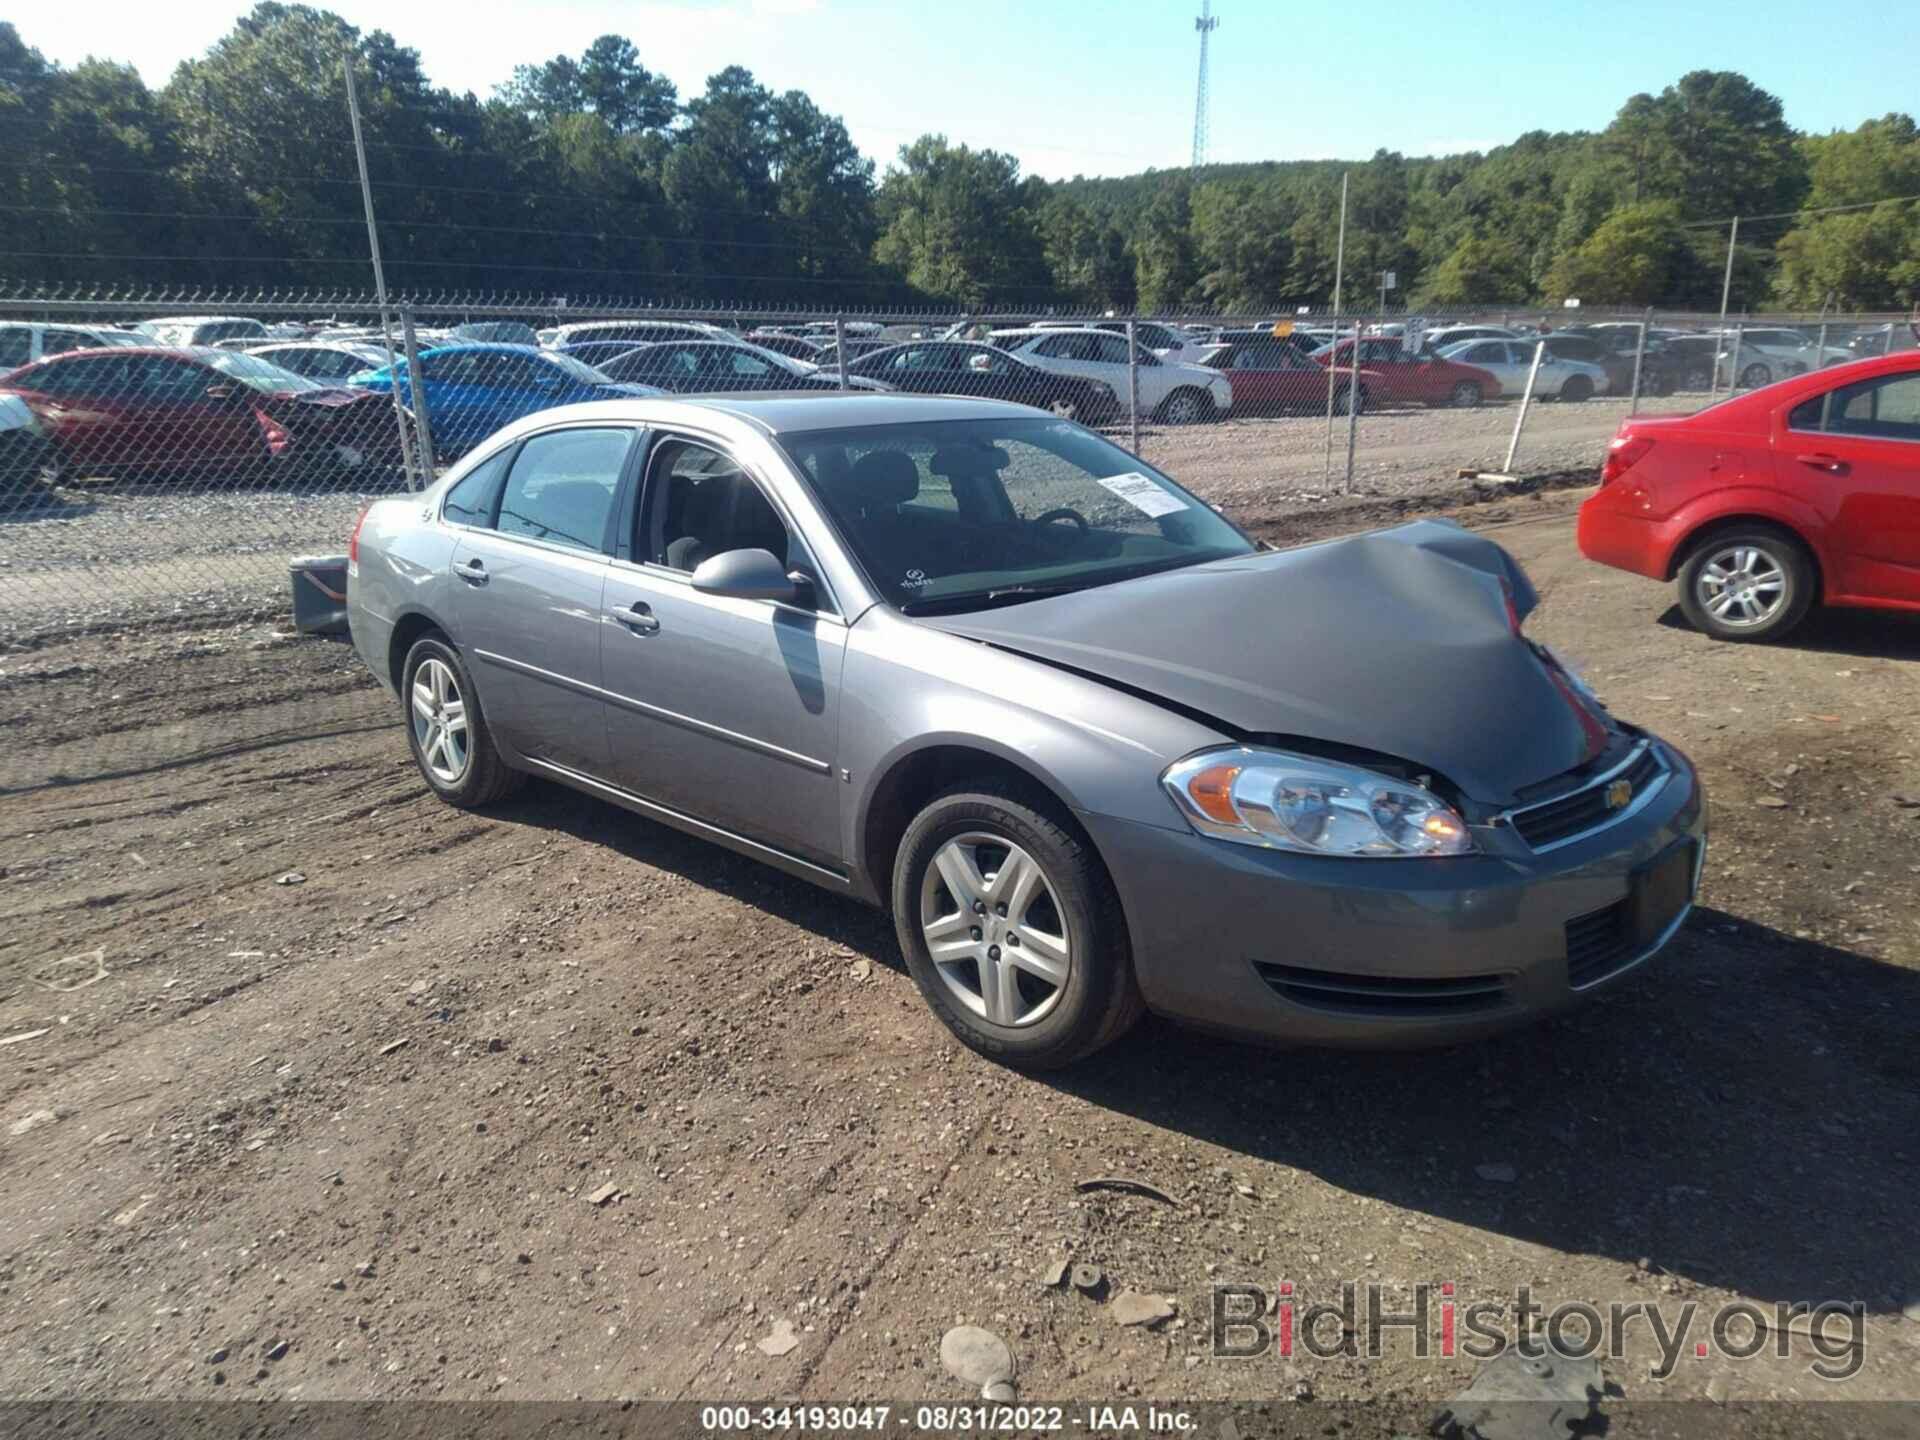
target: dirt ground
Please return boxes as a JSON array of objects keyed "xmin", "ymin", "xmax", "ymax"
[{"xmin": 2, "ymin": 487, "xmax": 1918, "ymax": 1416}]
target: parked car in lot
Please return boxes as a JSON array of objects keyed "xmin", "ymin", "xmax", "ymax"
[
  {"xmin": 0, "ymin": 322, "xmax": 147, "ymax": 370},
  {"xmin": 246, "ymin": 341, "xmax": 391, "ymax": 383},
  {"xmin": 1660, "ymin": 335, "xmax": 1724, "ymax": 391},
  {"xmin": 843, "ymin": 342, "xmax": 1119, "ymax": 423},
  {"xmin": 543, "ymin": 320, "xmax": 729, "ymax": 350},
  {"xmin": 1199, "ymin": 333, "xmax": 1378, "ymax": 413},
  {"xmin": 451, "ymin": 321, "xmax": 541, "ymax": 347},
  {"xmin": 134, "ymin": 315, "xmax": 271, "ymax": 348},
  {"xmin": 1579, "ymin": 351, "xmax": 1920, "ymax": 641},
  {"xmin": 812, "ymin": 337, "xmax": 892, "ymax": 369},
  {"xmin": 348, "ymin": 343, "xmax": 663, "ymax": 452},
  {"xmin": 595, "ymin": 340, "xmax": 892, "ymax": 395},
  {"xmin": 0, "ymin": 392, "xmax": 56, "ymax": 496},
  {"xmin": 0, "ymin": 346, "xmax": 404, "ymax": 482},
  {"xmin": 745, "ymin": 332, "xmax": 827, "ymax": 364},
  {"xmin": 1537, "ymin": 332, "xmax": 1679, "ymax": 397},
  {"xmin": 1717, "ymin": 327, "xmax": 1853, "ymax": 388},
  {"xmin": 1313, "ymin": 336, "xmax": 1503, "ymax": 407},
  {"xmin": 553, "ymin": 340, "xmax": 650, "ymax": 370},
  {"xmin": 990, "ymin": 328, "xmax": 1232, "ymax": 424},
  {"xmin": 1421, "ymin": 325, "xmax": 1521, "ymax": 353},
  {"xmin": 347, "ymin": 393, "xmax": 1706, "ymax": 1066},
  {"xmin": 1437, "ymin": 338, "xmax": 1611, "ymax": 401}
]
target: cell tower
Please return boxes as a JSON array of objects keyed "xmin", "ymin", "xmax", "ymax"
[{"xmin": 1190, "ymin": 0, "xmax": 1218, "ymax": 172}]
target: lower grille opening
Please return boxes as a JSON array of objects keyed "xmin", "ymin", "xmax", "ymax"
[
  {"xmin": 1564, "ymin": 899, "xmax": 1639, "ymax": 988},
  {"xmin": 1253, "ymin": 962, "xmax": 1509, "ymax": 1017}
]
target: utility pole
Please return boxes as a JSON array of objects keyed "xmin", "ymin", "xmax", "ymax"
[
  {"xmin": 1323, "ymin": 171, "xmax": 1348, "ymax": 483},
  {"xmin": 345, "ymin": 55, "xmax": 420, "ymax": 489},
  {"xmin": 1710, "ymin": 215, "xmax": 1738, "ymax": 401},
  {"xmin": 1189, "ymin": 0, "xmax": 1218, "ymax": 172}
]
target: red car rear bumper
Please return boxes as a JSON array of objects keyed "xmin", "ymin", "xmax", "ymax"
[{"xmin": 1576, "ymin": 485, "xmax": 1678, "ymax": 580}]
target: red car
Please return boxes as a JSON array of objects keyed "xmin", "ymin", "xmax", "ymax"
[
  {"xmin": 0, "ymin": 346, "xmax": 403, "ymax": 484},
  {"xmin": 1311, "ymin": 336, "xmax": 1502, "ymax": 407},
  {"xmin": 1578, "ymin": 350, "xmax": 1920, "ymax": 641},
  {"xmin": 1201, "ymin": 334, "xmax": 1384, "ymax": 414}
]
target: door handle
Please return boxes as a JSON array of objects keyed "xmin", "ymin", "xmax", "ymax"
[
  {"xmin": 610, "ymin": 600, "xmax": 660, "ymax": 634},
  {"xmin": 457, "ymin": 556, "xmax": 488, "ymax": 585},
  {"xmin": 1794, "ymin": 452, "xmax": 1848, "ymax": 474}
]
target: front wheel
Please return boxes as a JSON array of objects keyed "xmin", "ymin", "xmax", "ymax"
[
  {"xmin": 892, "ymin": 786, "xmax": 1142, "ymax": 1069},
  {"xmin": 1676, "ymin": 529, "xmax": 1815, "ymax": 642},
  {"xmin": 1739, "ymin": 361, "xmax": 1773, "ymax": 388},
  {"xmin": 402, "ymin": 635, "xmax": 526, "ymax": 807},
  {"xmin": 1559, "ymin": 374, "xmax": 1594, "ymax": 403}
]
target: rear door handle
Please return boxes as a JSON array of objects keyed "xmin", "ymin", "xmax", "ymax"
[
  {"xmin": 1794, "ymin": 452, "xmax": 1848, "ymax": 474},
  {"xmin": 457, "ymin": 556, "xmax": 488, "ymax": 585},
  {"xmin": 611, "ymin": 600, "xmax": 660, "ymax": 634}
]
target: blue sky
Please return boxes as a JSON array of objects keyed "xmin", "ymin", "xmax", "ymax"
[{"xmin": 22, "ymin": 0, "xmax": 1920, "ymax": 180}]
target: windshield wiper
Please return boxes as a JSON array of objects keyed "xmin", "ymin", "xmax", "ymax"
[{"xmin": 900, "ymin": 582, "xmax": 1090, "ymax": 616}]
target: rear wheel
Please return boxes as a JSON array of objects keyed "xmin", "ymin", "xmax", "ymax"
[
  {"xmin": 1739, "ymin": 361, "xmax": 1773, "ymax": 388},
  {"xmin": 1335, "ymin": 383, "xmax": 1367, "ymax": 416},
  {"xmin": 892, "ymin": 785, "xmax": 1142, "ymax": 1069},
  {"xmin": 1449, "ymin": 380, "xmax": 1483, "ymax": 408},
  {"xmin": 1560, "ymin": 374, "xmax": 1594, "ymax": 403},
  {"xmin": 1677, "ymin": 528, "xmax": 1816, "ymax": 642},
  {"xmin": 401, "ymin": 636, "xmax": 525, "ymax": 807},
  {"xmin": 1158, "ymin": 387, "xmax": 1212, "ymax": 425}
]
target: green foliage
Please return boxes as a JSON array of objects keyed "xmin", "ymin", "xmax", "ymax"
[{"xmin": 1, "ymin": 14, "xmax": 1913, "ymax": 312}]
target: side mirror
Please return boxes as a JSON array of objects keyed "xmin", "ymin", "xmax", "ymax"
[{"xmin": 689, "ymin": 547, "xmax": 801, "ymax": 605}]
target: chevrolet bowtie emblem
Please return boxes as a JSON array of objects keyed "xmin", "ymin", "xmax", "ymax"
[{"xmin": 1605, "ymin": 779, "xmax": 1633, "ymax": 811}]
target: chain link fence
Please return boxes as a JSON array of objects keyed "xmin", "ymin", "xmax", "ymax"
[{"xmin": 2, "ymin": 290, "xmax": 1914, "ymax": 651}]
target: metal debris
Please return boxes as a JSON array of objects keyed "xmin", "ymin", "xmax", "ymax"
[
  {"xmin": 1428, "ymin": 1348, "xmax": 1602, "ymax": 1440},
  {"xmin": 378, "ymin": 1038, "xmax": 411, "ymax": 1056},
  {"xmin": 1040, "ymin": 1258, "xmax": 1070, "ymax": 1288},
  {"xmin": 1076, "ymin": 1175, "xmax": 1176, "ymax": 1205},
  {"xmin": 275, "ymin": 871, "xmax": 307, "ymax": 885},
  {"xmin": 1071, "ymin": 1264, "xmax": 1107, "ymax": 1298}
]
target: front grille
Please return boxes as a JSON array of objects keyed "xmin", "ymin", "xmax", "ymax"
[
  {"xmin": 1253, "ymin": 962, "xmax": 1508, "ymax": 1017},
  {"xmin": 1509, "ymin": 743, "xmax": 1666, "ymax": 851},
  {"xmin": 1564, "ymin": 899, "xmax": 1637, "ymax": 988}
]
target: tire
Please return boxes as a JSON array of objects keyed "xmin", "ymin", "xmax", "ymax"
[
  {"xmin": 1650, "ymin": 370, "xmax": 1676, "ymax": 397},
  {"xmin": 401, "ymin": 635, "xmax": 526, "ymax": 807},
  {"xmin": 891, "ymin": 784, "xmax": 1143, "ymax": 1069},
  {"xmin": 1682, "ymin": 365, "xmax": 1713, "ymax": 391},
  {"xmin": 1158, "ymin": 387, "xmax": 1212, "ymax": 425},
  {"xmin": 1335, "ymin": 383, "xmax": 1366, "ymax": 416},
  {"xmin": 1449, "ymin": 380, "xmax": 1483, "ymax": 408},
  {"xmin": 1676, "ymin": 527, "xmax": 1816, "ymax": 642},
  {"xmin": 1560, "ymin": 374, "xmax": 1594, "ymax": 403},
  {"xmin": 1739, "ymin": 361, "xmax": 1773, "ymax": 388}
]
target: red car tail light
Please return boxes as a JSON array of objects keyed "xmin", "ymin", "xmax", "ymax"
[
  {"xmin": 348, "ymin": 502, "xmax": 373, "ymax": 566},
  {"xmin": 1601, "ymin": 435, "xmax": 1653, "ymax": 486},
  {"xmin": 254, "ymin": 408, "xmax": 291, "ymax": 455}
]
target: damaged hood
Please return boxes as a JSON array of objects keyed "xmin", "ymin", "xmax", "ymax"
[{"xmin": 922, "ymin": 521, "xmax": 1608, "ymax": 804}]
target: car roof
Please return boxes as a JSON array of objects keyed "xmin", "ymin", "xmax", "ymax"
[
  {"xmin": 464, "ymin": 393, "xmax": 1035, "ymax": 442},
  {"xmin": 416, "ymin": 342, "xmax": 548, "ymax": 357}
]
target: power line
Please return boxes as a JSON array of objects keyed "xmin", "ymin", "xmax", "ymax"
[{"xmin": 1676, "ymin": 193, "xmax": 1920, "ymax": 231}]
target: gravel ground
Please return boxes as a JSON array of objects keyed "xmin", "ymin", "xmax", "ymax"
[
  {"xmin": 0, "ymin": 393, "xmax": 1698, "ymax": 649},
  {"xmin": 2, "ymin": 493, "xmax": 1917, "ymax": 1418}
]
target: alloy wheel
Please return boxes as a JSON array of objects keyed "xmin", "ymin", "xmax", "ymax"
[
  {"xmin": 919, "ymin": 833, "xmax": 1071, "ymax": 1028},
  {"xmin": 411, "ymin": 657, "xmax": 471, "ymax": 784},
  {"xmin": 1164, "ymin": 390, "xmax": 1203, "ymax": 424},
  {"xmin": 1450, "ymin": 381, "xmax": 1481, "ymax": 407},
  {"xmin": 1696, "ymin": 545, "xmax": 1788, "ymax": 629}
]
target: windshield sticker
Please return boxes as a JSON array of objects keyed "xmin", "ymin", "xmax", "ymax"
[
  {"xmin": 1096, "ymin": 471, "xmax": 1188, "ymax": 518},
  {"xmin": 900, "ymin": 568, "xmax": 933, "ymax": 590}
]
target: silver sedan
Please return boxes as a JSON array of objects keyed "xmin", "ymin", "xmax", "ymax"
[
  {"xmin": 1438, "ymin": 338, "xmax": 1612, "ymax": 401},
  {"xmin": 348, "ymin": 395, "xmax": 1704, "ymax": 1067}
]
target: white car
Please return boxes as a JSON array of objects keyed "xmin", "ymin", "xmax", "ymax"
[
  {"xmin": 134, "ymin": 315, "xmax": 271, "ymax": 347},
  {"xmin": 1437, "ymin": 338, "xmax": 1612, "ymax": 401},
  {"xmin": 0, "ymin": 322, "xmax": 147, "ymax": 370},
  {"xmin": 1032, "ymin": 319, "xmax": 1206, "ymax": 364},
  {"xmin": 1716, "ymin": 327, "xmax": 1852, "ymax": 388},
  {"xmin": 1422, "ymin": 325, "xmax": 1520, "ymax": 353},
  {"xmin": 991, "ymin": 328, "xmax": 1232, "ymax": 423}
]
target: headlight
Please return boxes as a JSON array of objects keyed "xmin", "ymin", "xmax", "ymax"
[{"xmin": 1161, "ymin": 747, "xmax": 1474, "ymax": 858}]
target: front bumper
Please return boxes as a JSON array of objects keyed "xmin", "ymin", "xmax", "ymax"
[{"xmin": 1083, "ymin": 740, "xmax": 1707, "ymax": 1048}]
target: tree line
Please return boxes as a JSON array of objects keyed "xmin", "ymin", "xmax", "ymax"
[{"xmin": 3, "ymin": 5, "xmax": 1917, "ymax": 313}]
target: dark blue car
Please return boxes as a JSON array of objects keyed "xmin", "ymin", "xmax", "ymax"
[{"xmin": 349, "ymin": 343, "xmax": 661, "ymax": 452}]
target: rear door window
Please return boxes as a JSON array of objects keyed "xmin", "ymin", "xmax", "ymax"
[
  {"xmin": 495, "ymin": 427, "xmax": 634, "ymax": 552},
  {"xmin": 1794, "ymin": 373, "xmax": 1920, "ymax": 442}
]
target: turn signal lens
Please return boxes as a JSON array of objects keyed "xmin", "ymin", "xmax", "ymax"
[{"xmin": 1185, "ymin": 763, "xmax": 1243, "ymax": 825}]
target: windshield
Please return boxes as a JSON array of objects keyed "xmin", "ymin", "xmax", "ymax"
[
  {"xmin": 540, "ymin": 350, "xmax": 616, "ymax": 384},
  {"xmin": 778, "ymin": 417, "xmax": 1256, "ymax": 613},
  {"xmin": 200, "ymin": 350, "xmax": 323, "ymax": 392}
]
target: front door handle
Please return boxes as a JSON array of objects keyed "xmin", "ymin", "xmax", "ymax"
[
  {"xmin": 611, "ymin": 600, "xmax": 660, "ymax": 634},
  {"xmin": 457, "ymin": 556, "xmax": 488, "ymax": 585},
  {"xmin": 1794, "ymin": 452, "xmax": 1848, "ymax": 474}
]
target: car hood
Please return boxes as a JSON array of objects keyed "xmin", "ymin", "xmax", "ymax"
[
  {"xmin": 600, "ymin": 382, "xmax": 667, "ymax": 398},
  {"xmin": 920, "ymin": 521, "xmax": 1610, "ymax": 805}
]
